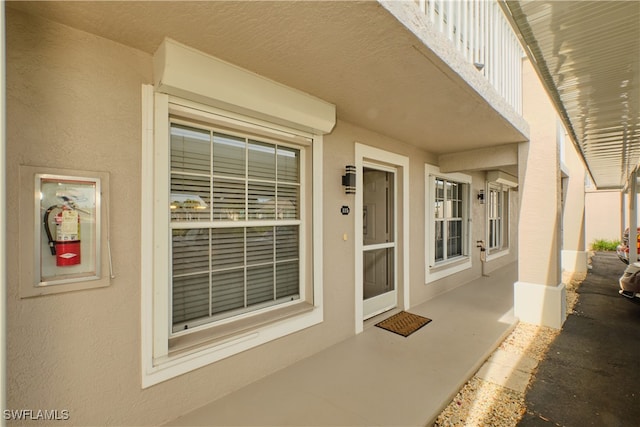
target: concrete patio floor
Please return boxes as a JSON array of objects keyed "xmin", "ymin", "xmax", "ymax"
[{"xmin": 166, "ymin": 262, "xmax": 518, "ymax": 426}]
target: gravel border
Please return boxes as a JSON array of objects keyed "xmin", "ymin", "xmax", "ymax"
[{"xmin": 433, "ymin": 272, "xmax": 585, "ymax": 426}]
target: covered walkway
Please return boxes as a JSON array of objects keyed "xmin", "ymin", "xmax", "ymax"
[{"xmin": 167, "ymin": 263, "xmax": 518, "ymax": 426}]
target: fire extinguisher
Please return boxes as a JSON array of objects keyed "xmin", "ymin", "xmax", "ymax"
[{"xmin": 44, "ymin": 205, "xmax": 81, "ymax": 266}]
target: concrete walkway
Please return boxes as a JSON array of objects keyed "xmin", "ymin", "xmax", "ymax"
[
  {"xmin": 167, "ymin": 262, "xmax": 518, "ymax": 426},
  {"xmin": 519, "ymin": 252, "xmax": 640, "ymax": 426}
]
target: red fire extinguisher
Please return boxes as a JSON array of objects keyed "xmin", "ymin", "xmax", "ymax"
[{"xmin": 44, "ymin": 205, "xmax": 81, "ymax": 266}]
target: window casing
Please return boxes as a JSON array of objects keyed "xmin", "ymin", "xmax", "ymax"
[
  {"xmin": 487, "ymin": 184, "xmax": 510, "ymax": 254},
  {"xmin": 142, "ymin": 88, "xmax": 324, "ymax": 387},
  {"xmin": 425, "ymin": 165, "xmax": 472, "ymax": 282}
]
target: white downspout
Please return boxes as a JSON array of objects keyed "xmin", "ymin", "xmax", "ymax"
[
  {"xmin": 621, "ymin": 190, "xmax": 626, "ymax": 243},
  {"xmin": 628, "ymin": 169, "xmax": 638, "ymax": 264}
]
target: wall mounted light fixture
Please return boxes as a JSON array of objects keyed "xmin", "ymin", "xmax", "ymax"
[
  {"xmin": 342, "ymin": 165, "xmax": 356, "ymax": 195},
  {"xmin": 477, "ymin": 189, "xmax": 485, "ymax": 203}
]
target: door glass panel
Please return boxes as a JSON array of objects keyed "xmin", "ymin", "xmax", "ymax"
[
  {"xmin": 363, "ymin": 247, "xmax": 395, "ymax": 300},
  {"xmin": 362, "ymin": 166, "xmax": 396, "ymax": 306},
  {"xmin": 363, "ymin": 168, "xmax": 394, "ymax": 246}
]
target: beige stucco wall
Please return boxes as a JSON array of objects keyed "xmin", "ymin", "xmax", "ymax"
[
  {"xmin": 6, "ymin": 8, "xmax": 519, "ymax": 425},
  {"xmin": 585, "ymin": 190, "xmax": 624, "ymax": 245},
  {"xmin": 6, "ymin": 10, "xmax": 347, "ymax": 425}
]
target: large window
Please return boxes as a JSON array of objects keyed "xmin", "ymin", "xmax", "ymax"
[
  {"xmin": 425, "ymin": 165, "xmax": 471, "ymax": 282},
  {"xmin": 170, "ymin": 122, "xmax": 302, "ymax": 332},
  {"xmin": 142, "ymin": 88, "xmax": 326, "ymax": 387},
  {"xmin": 143, "ymin": 40, "xmax": 334, "ymax": 387}
]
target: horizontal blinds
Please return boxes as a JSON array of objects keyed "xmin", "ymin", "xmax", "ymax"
[
  {"xmin": 171, "ymin": 125, "xmax": 212, "ymax": 221},
  {"xmin": 170, "ymin": 122, "xmax": 302, "ymax": 332}
]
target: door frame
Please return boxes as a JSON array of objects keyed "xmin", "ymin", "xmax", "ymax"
[
  {"xmin": 362, "ymin": 164, "xmax": 397, "ymax": 320},
  {"xmin": 355, "ymin": 143, "xmax": 410, "ymax": 334}
]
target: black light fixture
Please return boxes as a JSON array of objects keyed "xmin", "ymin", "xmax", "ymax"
[
  {"xmin": 477, "ymin": 189, "xmax": 485, "ymax": 203},
  {"xmin": 342, "ymin": 165, "xmax": 356, "ymax": 195}
]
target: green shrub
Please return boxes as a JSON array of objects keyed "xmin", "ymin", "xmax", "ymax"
[{"xmin": 591, "ymin": 239, "xmax": 621, "ymax": 251}]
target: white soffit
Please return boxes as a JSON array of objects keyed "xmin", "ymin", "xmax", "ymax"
[
  {"xmin": 487, "ymin": 170, "xmax": 518, "ymax": 188},
  {"xmin": 153, "ymin": 38, "xmax": 336, "ymax": 135},
  {"xmin": 503, "ymin": 1, "xmax": 640, "ymax": 189}
]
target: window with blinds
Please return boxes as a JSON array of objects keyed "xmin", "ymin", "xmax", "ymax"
[{"xmin": 169, "ymin": 122, "xmax": 301, "ymax": 332}]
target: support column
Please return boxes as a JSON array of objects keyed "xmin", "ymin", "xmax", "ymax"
[
  {"xmin": 559, "ymin": 120, "xmax": 587, "ymax": 276},
  {"xmin": 514, "ymin": 59, "xmax": 566, "ymax": 329}
]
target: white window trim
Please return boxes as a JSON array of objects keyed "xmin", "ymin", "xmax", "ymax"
[
  {"xmin": 425, "ymin": 164, "xmax": 472, "ymax": 283},
  {"xmin": 486, "ymin": 248, "xmax": 510, "ymax": 261},
  {"xmin": 484, "ymin": 169, "xmax": 517, "ymax": 261},
  {"xmin": 486, "ymin": 183, "xmax": 511, "ymax": 260},
  {"xmin": 141, "ymin": 85, "xmax": 324, "ymax": 388}
]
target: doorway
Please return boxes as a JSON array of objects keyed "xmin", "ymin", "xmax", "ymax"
[
  {"xmin": 355, "ymin": 143, "xmax": 409, "ymax": 333},
  {"xmin": 362, "ymin": 166, "xmax": 397, "ymax": 319}
]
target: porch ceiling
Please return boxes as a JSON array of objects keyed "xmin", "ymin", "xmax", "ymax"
[
  {"xmin": 503, "ymin": 0, "xmax": 640, "ymax": 190},
  {"xmin": 7, "ymin": 0, "xmax": 527, "ymax": 155}
]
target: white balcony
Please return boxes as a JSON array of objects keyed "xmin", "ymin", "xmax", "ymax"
[{"xmin": 415, "ymin": 0, "xmax": 524, "ymax": 115}]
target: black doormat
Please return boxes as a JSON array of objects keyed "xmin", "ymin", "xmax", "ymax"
[{"xmin": 375, "ymin": 311, "xmax": 432, "ymax": 337}]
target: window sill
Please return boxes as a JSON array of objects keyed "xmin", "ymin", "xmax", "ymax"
[
  {"xmin": 426, "ymin": 256, "xmax": 472, "ymax": 283},
  {"xmin": 487, "ymin": 248, "xmax": 510, "ymax": 261},
  {"xmin": 168, "ymin": 302, "xmax": 315, "ymax": 357},
  {"xmin": 143, "ymin": 302, "xmax": 321, "ymax": 388}
]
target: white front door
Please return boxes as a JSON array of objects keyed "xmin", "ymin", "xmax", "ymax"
[{"xmin": 362, "ymin": 165, "xmax": 397, "ymax": 319}]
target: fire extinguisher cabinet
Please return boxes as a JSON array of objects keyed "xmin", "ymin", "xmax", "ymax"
[{"xmin": 18, "ymin": 166, "xmax": 112, "ymax": 298}]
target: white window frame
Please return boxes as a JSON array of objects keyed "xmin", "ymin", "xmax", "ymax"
[
  {"xmin": 141, "ymin": 85, "xmax": 324, "ymax": 387},
  {"xmin": 425, "ymin": 164, "xmax": 472, "ymax": 283},
  {"xmin": 486, "ymin": 183, "xmax": 510, "ymax": 259}
]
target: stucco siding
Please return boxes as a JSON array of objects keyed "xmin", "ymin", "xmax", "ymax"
[
  {"xmin": 6, "ymin": 7, "xmax": 520, "ymax": 425},
  {"xmin": 585, "ymin": 191, "xmax": 624, "ymax": 245}
]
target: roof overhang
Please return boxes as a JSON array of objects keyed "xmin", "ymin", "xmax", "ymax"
[
  {"xmin": 502, "ymin": 0, "xmax": 640, "ymax": 190},
  {"xmin": 7, "ymin": 0, "xmax": 527, "ymax": 155}
]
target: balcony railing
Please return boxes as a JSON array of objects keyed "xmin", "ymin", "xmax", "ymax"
[{"xmin": 416, "ymin": 0, "xmax": 523, "ymax": 114}]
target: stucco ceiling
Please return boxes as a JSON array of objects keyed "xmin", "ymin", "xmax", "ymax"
[
  {"xmin": 504, "ymin": 0, "xmax": 640, "ymax": 189},
  {"xmin": 7, "ymin": 0, "xmax": 528, "ymax": 155}
]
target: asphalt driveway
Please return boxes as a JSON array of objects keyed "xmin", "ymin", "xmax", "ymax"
[{"xmin": 518, "ymin": 252, "xmax": 640, "ymax": 426}]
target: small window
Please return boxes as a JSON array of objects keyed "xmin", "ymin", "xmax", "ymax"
[{"xmin": 487, "ymin": 184, "xmax": 509, "ymax": 254}]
